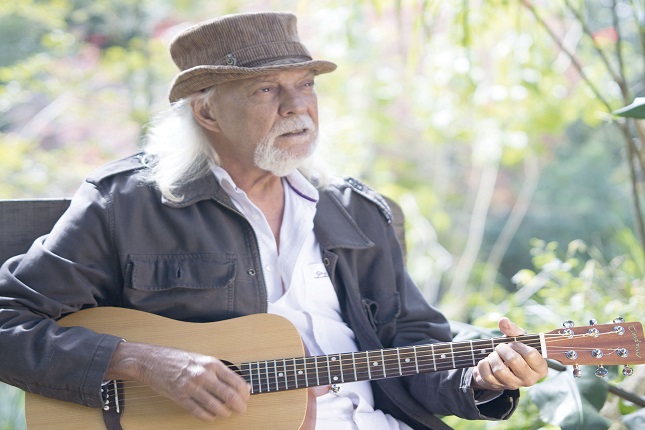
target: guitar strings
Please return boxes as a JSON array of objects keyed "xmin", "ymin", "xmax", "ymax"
[
  {"xmin": 101, "ymin": 330, "xmax": 626, "ymax": 405},
  {"xmin": 105, "ymin": 332, "xmax": 618, "ymax": 395}
]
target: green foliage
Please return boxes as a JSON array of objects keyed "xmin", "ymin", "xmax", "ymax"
[
  {"xmin": 614, "ymin": 98, "xmax": 645, "ymax": 119},
  {"xmin": 484, "ymin": 235, "xmax": 645, "ymax": 429},
  {"xmin": 530, "ymin": 370, "xmax": 612, "ymax": 430},
  {"xmin": 1, "ymin": 0, "xmax": 644, "ymax": 429},
  {"xmin": 511, "ymin": 236, "xmax": 645, "ymax": 327},
  {"xmin": 0, "ymin": 383, "xmax": 24, "ymax": 430}
]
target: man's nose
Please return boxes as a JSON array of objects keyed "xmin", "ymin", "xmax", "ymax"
[{"xmin": 279, "ymin": 89, "xmax": 309, "ymax": 116}]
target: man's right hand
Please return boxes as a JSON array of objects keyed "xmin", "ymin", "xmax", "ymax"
[{"xmin": 105, "ymin": 342, "xmax": 251, "ymax": 421}]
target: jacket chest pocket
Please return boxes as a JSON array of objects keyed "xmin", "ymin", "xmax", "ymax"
[
  {"xmin": 124, "ymin": 254, "xmax": 236, "ymax": 320},
  {"xmin": 362, "ymin": 291, "xmax": 401, "ymax": 333}
]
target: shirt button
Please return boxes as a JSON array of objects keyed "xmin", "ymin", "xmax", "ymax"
[{"xmin": 265, "ymin": 265, "xmax": 272, "ymax": 272}]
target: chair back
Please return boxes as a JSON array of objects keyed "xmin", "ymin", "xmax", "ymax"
[{"xmin": 0, "ymin": 199, "xmax": 71, "ymax": 264}]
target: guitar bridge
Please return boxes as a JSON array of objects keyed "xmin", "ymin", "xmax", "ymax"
[{"xmin": 101, "ymin": 380, "xmax": 125, "ymax": 430}]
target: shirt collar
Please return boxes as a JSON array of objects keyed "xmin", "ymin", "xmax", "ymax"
[{"xmin": 210, "ymin": 164, "xmax": 319, "ymax": 204}]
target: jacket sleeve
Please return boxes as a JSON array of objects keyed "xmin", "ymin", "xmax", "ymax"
[
  {"xmin": 385, "ymin": 218, "xmax": 519, "ymax": 420},
  {"xmin": 0, "ymin": 180, "xmax": 123, "ymax": 407}
]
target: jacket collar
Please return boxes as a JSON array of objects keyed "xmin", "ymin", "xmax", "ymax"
[
  {"xmin": 161, "ymin": 171, "xmax": 374, "ymax": 251},
  {"xmin": 160, "ymin": 172, "xmax": 228, "ymax": 208},
  {"xmin": 314, "ymin": 188, "xmax": 374, "ymax": 251}
]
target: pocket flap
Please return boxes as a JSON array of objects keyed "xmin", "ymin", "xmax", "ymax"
[{"xmin": 128, "ymin": 254, "xmax": 236, "ymax": 291}]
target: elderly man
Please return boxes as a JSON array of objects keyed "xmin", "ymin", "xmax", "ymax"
[{"xmin": 0, "ymin": 11, "xmax": 547, "ymax": 430}]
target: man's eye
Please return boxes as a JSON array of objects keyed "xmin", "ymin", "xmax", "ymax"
[{"xmin": 259, "ymin": 87, "xmax": 272, "ymax": 93}]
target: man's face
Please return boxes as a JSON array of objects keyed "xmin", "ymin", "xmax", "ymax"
[{"xmin": 207, "ymin": 69, "xmax": 319, "ymax": 176}]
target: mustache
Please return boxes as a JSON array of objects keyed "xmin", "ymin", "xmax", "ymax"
[{"xmin": 269, "ymin": 115, "xmax": 316, "ymax": 138}]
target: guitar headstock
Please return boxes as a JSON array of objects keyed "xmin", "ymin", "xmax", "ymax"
[{"xmin": 543, "ymin": 318, "xmax": 645, "ymax": 378}]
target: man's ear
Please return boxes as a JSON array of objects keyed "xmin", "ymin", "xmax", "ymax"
[{"xmin": 191, "ymin": 97, "xmax": 221, "ymax": 132}]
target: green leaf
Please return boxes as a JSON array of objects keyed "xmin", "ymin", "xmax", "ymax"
[
  {"xmin": 623, "ymin": 408, "xmax": 645, "ymax": 430},
  {"xmin": 529, "ymin": 370, "xmax": 612, "ymax": 430},
  {"xmin": 613, "ymin": 98, "xmax": 645, "ymax": 119}
]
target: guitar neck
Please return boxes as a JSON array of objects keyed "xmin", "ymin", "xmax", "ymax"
[{"xmin": 242, "ymin": 335, "xmax": 542, "ymax": 394}]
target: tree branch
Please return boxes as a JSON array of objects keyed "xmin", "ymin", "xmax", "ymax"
[
  {"xmin": 628, "ymin": 0, "xmax": 645, "ymax": 82},
  {"xmin": 610, "ymin": 0, "xmax": 629, "ymax": 103},
  {"xmin": 521, "ymin": 0, "xmax": 613, "ymax": 112},
  {"xmin": 563, "ymin": 0, "xmax": 626, "ymax": 96}
]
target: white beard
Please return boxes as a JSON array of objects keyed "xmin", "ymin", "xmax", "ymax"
[{"xmin": 253, "ymin": 115, "xmax": 318, "ymax": 177}]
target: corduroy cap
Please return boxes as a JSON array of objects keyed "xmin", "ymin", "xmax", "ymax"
[{"xmin": 168, "ymin": 11, "xmax": 337, "ymax": 103}]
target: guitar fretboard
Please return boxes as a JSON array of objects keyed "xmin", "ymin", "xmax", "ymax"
[{"xmin": 241, "ymin": 335, "xmax": 541, "ymax": 394}]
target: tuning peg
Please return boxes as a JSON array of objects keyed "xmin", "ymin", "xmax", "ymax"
[
  {"xmin": 623, "ymin": 365, "xmax": 634, "ymax": 377},
  {"xmin": 589, "ymin": 319, "xmax": 597, "ymax": 326},
  {"xmin": 563, "ymin": 320, "xmax": 575, "ymax": 328},
  {"xmin": 572, "ymin": 365, "xmax": 582, "ymax": 378},
  {"xmin": 595, "ymin": 365, "xmax": 609, "ymax": 378},
  {"xmin": 613, "ymin": 317, "xmax": 625, "ymax": 323}
]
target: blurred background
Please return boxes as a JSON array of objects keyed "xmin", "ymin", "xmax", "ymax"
[{"xmin": 1, "ymin": 0, "xmax": 644, "ymax": 429}]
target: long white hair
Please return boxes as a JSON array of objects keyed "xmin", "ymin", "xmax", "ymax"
[
  {"xmin": 140, "ymin": 88, "xmax": 331, "ymax": 202},
  {"xmin": 139, "ymin": 89, "xmax": 219, "ymax": 202}
]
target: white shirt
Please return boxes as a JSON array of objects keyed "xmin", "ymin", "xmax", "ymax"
[{"xmin": 211, "ymin": 166, "xmax": 412, "ymax": 430}]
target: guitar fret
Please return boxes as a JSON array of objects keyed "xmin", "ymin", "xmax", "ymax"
[
  {"xmin": 299, "ymin": 356, "xmax": 308, "ymax": 387},
  {"xmin": 329, "ymin": 354, "xmax": 341, "ymax": 384},
  {"xmin": 396, "ymin": 348, "xmax": 402, "ymax": 376},
  {"xmin": 363, "ymin": 350, "xmax": 386, "ymax": 380},
  {"xmin": 469, "ymin": 340, "xmax": 476, "ymax": 366},
  {"xmin": 413, "ymin": 346, "xmax": 419, "ymax": 373},
  {"xmin": 292, "ymin": 358, "xmax": 298, "ymax": 389},
  {"xmin": 339, "ymin": 354, "xmax": 345, "ymax": 383},
  {"xmin": 381, "ymin": 350, "xmax": 386, "ymax": 377},
  {"xmin": 273, "ymin": 360, "xmax": 279, "ymax": 391},
  {"xmin": 431, "ymin": 344, "xmax": 437, "ymax": 371},
  {"xmin": 304, "ymin": 358, "xmax": 310, "ymax": 388},
  {"xmin": 399, "ymin": 347, "xmax": 416, "ymax": 376},
  {"xmin": 352, "ymin": 352, "xmax": 358, "ymax": 382},
  {"xmin": 281, "ymin": 358, "xmax": 289, "ymax": 390},
  {"xmin": 255, "ymin": 362, "xmax": 263, "ymax": 393},
  {"xmin": 265, "ymin": 361, "xmax": 271, "ymax": 392},
  {"xmin": 449, "ymin": 343, "xmax": 456, "ymax": 368},
  {"xmin": 326, "ymin": 356, "xmax": 331, "ymax": 385},
  {"xmin": 434, "ymin": 344, "xmax": 453, "ymax": 370},
  {"xmin": 243, "ymin": 363, "xmax": 254, "ymax": 394},
  {"xmin": 314, "ymin": 356, "xmax": 320, "ymax": 386}
]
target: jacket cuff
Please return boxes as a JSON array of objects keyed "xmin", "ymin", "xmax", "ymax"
[
  {"xmin": 460, "ymin": 367, "xmax": 520, "ymax": 420},
  {"xmin": 79, "ymin": 334, "xmax": 125, "ymax": 407},
  {"xmin": 475, "ymin": 389, "xmax": 520, "ymax": 420}
]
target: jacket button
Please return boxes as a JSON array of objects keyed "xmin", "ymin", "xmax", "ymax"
[
  {"xmin": 247, "ymin": 269, "xmax": 256, "ymax": 276},
  {"xmin": 323, "ymin": 258, "xmax": 330, "ymax": 266}
]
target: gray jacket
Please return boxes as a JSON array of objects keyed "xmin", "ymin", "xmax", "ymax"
[{"xmin": 0, "ymin": 154, "xmax": 518, "ymax": 429}]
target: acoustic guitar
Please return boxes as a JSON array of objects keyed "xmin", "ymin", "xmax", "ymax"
[{"xmin": 24, "ymin": 307, "xmax": 645, "ymax": 429}]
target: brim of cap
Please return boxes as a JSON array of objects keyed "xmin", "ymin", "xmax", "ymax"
[{"xmin": 168, "ymin": 59, "xmax": 337, "ymax": 103}]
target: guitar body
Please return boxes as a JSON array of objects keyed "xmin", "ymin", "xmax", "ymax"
[{"xmin": 25, "ymin": 307, "xmax": 308, "ymax": 430}]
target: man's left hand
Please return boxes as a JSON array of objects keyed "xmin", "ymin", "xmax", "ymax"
[{"xmin": 471, "ymin": 317, "xmax": 548, "ymax": 391}]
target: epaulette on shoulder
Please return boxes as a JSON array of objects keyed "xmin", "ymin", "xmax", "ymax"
[
  {"xmin": 86, "ymin": 153, "xmax": 146, "ymax": 184},
  {"xmin": 344, "ymin": 177, "xmax": 392, "ymax": 224}
]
